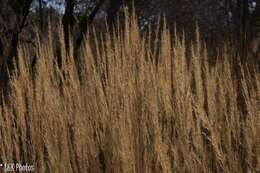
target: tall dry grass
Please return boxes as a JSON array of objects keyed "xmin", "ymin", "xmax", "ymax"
[{"xmin": 0, "ymin": 14, "xmax": 259, "ymax": 173}]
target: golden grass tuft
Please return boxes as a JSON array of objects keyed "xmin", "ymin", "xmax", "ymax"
[{"xmin": 0, "ymin": 14, "xmax": 259, "ymax": 173}]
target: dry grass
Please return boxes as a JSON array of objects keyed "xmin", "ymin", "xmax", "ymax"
[{"xmin": 0, "ymin": 14, "xmax": 259, "ymax": 173}]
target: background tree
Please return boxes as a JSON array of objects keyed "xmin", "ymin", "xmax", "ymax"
[
  {"xmin": 0, "ymin": 0, "xmax": 34, "ymax": 86},
  {"xmin": 63, "ymin": 0, "xmax": 76, "ymax": 51}
]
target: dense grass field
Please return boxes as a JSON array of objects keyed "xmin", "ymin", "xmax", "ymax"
[{"xmin": 0, "ymin": 15, "xmax": 259, "ymax": 173}]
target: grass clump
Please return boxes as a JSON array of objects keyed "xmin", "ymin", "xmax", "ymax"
[{"xmin": 0, "ymin": 14, "xmax": 259, "ymax": 173}]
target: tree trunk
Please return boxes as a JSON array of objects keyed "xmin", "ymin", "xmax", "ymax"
[
  {"xmin": 39, "ymin": 0, "xmax": 44, "ymax": 31},
  {"xmin": 63, "ymin": 0, "xmax": 76, "ymax": 52},
  {"xmin": 107, "ymin": 0, "xmax": 123, "ymax": 28},
  {"xmin": 75, "ymin": 0, "xmax": 105, "ymax": 49},
  {"xmin": 0, "ymin": 0, "xmax": 33, "ymax": 87},
  {"xmin": 237, "ymin": 0, "xmax": 249, "ymax": 59}
]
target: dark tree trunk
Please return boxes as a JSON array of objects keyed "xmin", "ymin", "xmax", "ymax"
[
  {"xmin": 63, "ymin": 0, "xmax": 76, "ymax": 52},
  {"xmin": 236, "ymin": 0, "xmax": 249, "ymax": 59},
  {"xmin": 0, "ymin": 0, "xmax": 33, "ymax": 87},
  {"xmin": 6, "ymin": 0, "xmax": 33, "ymax": 67},
  {"xmin": 256, "ymin": 0, "xmax": 260, "ymax": 9},
  {"xmin": 75, "ymin": 0, "xmax": 105, "ymax": 49},
  {"xmin": 39, "ymin": 0, "xmax": 44, "ymax": 31},
  {"xmin": 107, "ymin": 0, "xmax": 123, "ymax": 28}
]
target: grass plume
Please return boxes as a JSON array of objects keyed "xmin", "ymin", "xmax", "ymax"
[{"xmin": 0, "ymin": 14, "xmax": 259, "ymax": 173}]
